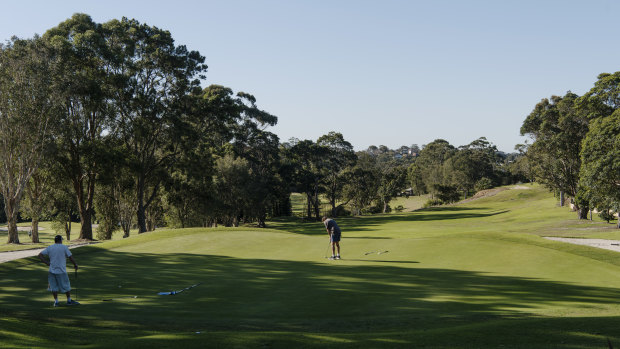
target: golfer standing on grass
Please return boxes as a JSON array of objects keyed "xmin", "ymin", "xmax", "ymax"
[
  {"xmin": 38, "ymin": 235, "xmax": 80, "ymax": 307},
  {"xmin": 322, "ymin": 216, "xmax": 341, "ymax": 260}
]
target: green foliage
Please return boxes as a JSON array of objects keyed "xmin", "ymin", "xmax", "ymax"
[
  {"xmin": 341, "ymin": 153, "xmax": 379, "ymax": 215},
  {"xmin": 579, "ymin": 112, "xmax": 620, "ymax": 227},
  {"xmin": 434, "ymin": 184, "xmax": 460, "ymax": 204},
  {"xmin": 475, "ymin": 177, "xmax": 494, "ymax": 192},
  {"xmin": 521, "ymin": 92, "xmax": 588, "ymax": 217},
  {"xmin": 423, "ymin": 198, "xmax": 443, "ymax": 208},
  {"xmin": 598, "ymin": 209, "xmax": 615, "ymax": 223},
  {"xmin": 0, "ymin": 36, "xmax": 60, "ymax": 243}
]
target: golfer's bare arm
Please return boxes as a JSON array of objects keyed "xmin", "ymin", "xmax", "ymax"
[
  {"xmin": 37, "ymin": 253, "xmax": 49, "ymax": 266},
  {"xmin": 69, "ymin": 256, "xmax": 78, "ymax": 270}
]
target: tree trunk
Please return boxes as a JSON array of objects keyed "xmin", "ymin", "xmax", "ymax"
[
  {"xmin": 313, "ymin": 182, "xmax": 320, "ymax": 221},
  {"xmin": 74, "ymin": 177, "xmax": 93, "ymax": 240},
  {"xmin": 383, "ymin": 199, "xmax": 388, "ymax": 214},
  {"xmin": 31, "ymin": 218, "xmax": 40, "ymax": 243},
  {"xmin": 306, "ymin": 193, "xmax": 312, "ymax": 219},
  {"xmin": 65, "ymin": 218, "xmax": 71, "ymax": 241},
  {"xmin": 577, "ymin": 205, "xmax": 589, "ymax": 220},
  {"xmin": 559, "ymin": 191, "xmax": 564, "ymax": 207},
  {"xmin": 5, "ymin": 198, "xmax": 19, "ymax": 244},
  {"xmin": 137, "ymin": 178, "xmax": 147, "ymax": 234}
]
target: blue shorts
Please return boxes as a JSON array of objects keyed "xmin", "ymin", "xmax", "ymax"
[
  {"xmin": 48, "ymin": 272, "xmax": 71, "ymax": 293},
  {"xmin": 330, "ymin": 231, "xmax": 341, "ymax": 243}
]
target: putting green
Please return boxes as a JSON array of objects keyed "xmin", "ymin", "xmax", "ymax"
[{"xmin": 1, "ymin": 185, "xmax": 620, "ymax": 348}]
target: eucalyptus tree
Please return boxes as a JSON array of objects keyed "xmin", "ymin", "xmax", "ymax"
[
  {"xmin": 415, "ymin": 139, "xmax": 456, "ymax": 199},
  {"xmin": 342, "ymin": 152, "xmax": 379, "ymax": 215},
  {"xmin": 214, "ymin": 154, "xmax": 251, "ymax": 226},
  {"xmin": 407, "ymin": 162, "xmax": 426, "ymax": 195},
  {"xmin": 105, "ymin": 17, "xmax": 207, "ymax": 233},
  {"xmin": 288, "ymin": 139, "xmax": 327, "ymax": 220},
  {"xmin": 521, "ymin": 92, "xmax": 589, "ymax": 218},
  {"xmin": 448, "ymin": 137, "xmax": 498, "ymax": 197},
  {"xmin": 317, "ymin": 132, "xmax": 356, "ymax": 216},
  {"xmin": 0, "ymin": 37, "xmax": 60, "ymax": 244},
  {"xmin": 576, "ymin": 72, "xmax": 620, "ymax": 227},
  {"xmin": 579, "ymin": 112, "xmax": 620, "ymax": 228},
  {"xmin": 43, "ymin": 14, "xmax": 114, "ymax": 240},
  {"xmin": 377, "ymin": 164, "xmax": 407, "ymax": 213},
  {"xmin": 22, "ymin": 162, "xmax": 54, "ymax": 243}
]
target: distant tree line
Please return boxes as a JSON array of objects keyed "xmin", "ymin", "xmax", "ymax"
[
  {"xmin": 520, "ymin": 73, "xmax": 620, "ymax": 228},
  {"xmin": 0, "ymin": 14, "xmax": 529, "ymax": 244}
]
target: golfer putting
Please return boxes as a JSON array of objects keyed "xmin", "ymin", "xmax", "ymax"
[
  {"xmin": 38, "ymin": 235, "xmax": 80, "ymax": 307},
  {"xmin": 322, "ymin": 216, "xmax": 341, "ymax": 260}
]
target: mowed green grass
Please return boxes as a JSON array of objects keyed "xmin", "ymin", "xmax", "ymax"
[{"xmin": 1, "ymin": 185, "xmax": 620, "ymax": 348}]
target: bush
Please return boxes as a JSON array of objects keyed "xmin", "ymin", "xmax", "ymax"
[
  {"xmin": 599, "ymin": 209, "xmax": 615, "ymax": 223},
  {"xmin": 334, "ymin": 205, "xmax": 350, "ymax": 217},
  {"xmin": 434, "ymin": 184, "xmax": 460, "ymax": 203},
  {"xmin": 423, "ymin": 198, "xmax": 443, "ymax": 208},
  {"xmin": 475, "ymin": 177, "xmax": 493, "ymax": 192},
  {"xmin": 395, "ymin": 205, "xmax": 404, "ymax": 212},
  {"xmin": 367, "ymin": 205, "xmax": 383, "ymax": 214}
]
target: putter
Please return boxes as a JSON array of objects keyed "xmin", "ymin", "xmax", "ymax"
[
  {"xmin": 74, "ymin": 269, "xmax": 77, "ymax": 302},
  {"xmin": 102, "ymin": 296, "xmax": 138, "ymax": 302},
  {"xmin": 324, "ymin": 241, "xmax": 332, "ymax": 259}
]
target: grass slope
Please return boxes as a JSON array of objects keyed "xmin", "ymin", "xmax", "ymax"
[{"xmin": 1, "ymin": 185, "xmax": 620, "ymax": 348}]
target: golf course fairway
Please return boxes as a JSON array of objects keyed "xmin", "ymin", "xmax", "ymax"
[{"xmin": 1, "ymin": 185, "xmax": 620, "ymax": 348}]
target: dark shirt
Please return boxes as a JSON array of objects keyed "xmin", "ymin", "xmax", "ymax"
[{"xmin": 324, "ymin": 218, "xmax": 341, "ymax": 234}]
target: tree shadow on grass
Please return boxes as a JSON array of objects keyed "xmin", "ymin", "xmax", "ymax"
[
  {"xmin": 270, "ymin": 207, "xmax": 509, "ymax": 236},
  {"xmin": 1, "ymin": 247, "xmax": 620, "ymax": 349}
]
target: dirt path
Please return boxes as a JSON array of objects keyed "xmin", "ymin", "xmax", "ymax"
[
  {"xmin": 0, "ymin": 243, "xmax": 98, "ymax": 263},
  {"xmin": 544, "ymin": 237, "xmax": 620, "ymax": 253}
]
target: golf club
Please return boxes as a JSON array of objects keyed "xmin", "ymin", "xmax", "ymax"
[
  {"xmin": 102, "ymin": 296, "xmax": 138, "ymax": 302},
  {"xmin": 324, "ymin": 240, "xmax": 331, "ymax": 259},
  {"xmin": 74, "ymin": 269, "xmax": 77, "ymax": 302},
  {"xmin": 157, "ymin": 282, "xmax": 203, "ymax": 296}
]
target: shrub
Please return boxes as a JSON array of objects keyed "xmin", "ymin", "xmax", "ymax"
[
  {"xmin": 434, "ymin": 184, "xmax": 460, "ymax": 203},
  {"xmin": 475, "ymin": 177, "xmax": 493, "ymax": 192},
  {"xmin": 599, "ymin": 209, "xmax": 615, "ymax": 223},
  {"xmin": 423, "ymin": 198, "xmax": 443, "ymax": 208}
]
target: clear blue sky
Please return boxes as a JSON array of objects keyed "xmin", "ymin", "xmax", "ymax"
[{"xmin": 2, "ymin": 0, "xmax": 619, "ymax": 152}]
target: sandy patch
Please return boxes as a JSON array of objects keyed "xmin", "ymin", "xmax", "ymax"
[
  {"xmin": 544, "ymin": 237, "xmax": 620, "ymax": 253},
  {"xmin": 0, "ymin": 242, "xmax": 98, "ymax": 263}
]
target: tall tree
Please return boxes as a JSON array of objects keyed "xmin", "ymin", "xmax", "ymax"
[
  {"xmin": 288, "ymin": 139, "xmax": 326, "ymax": 220},
  {"xmin": 342, "ymin": 153, "xmax": 379, "ymax": 215},
  {"xmin": 106, "ymin": 17, "xmax": 207, "ymax": 233},
  {"xmin": 377, "ymin": 164, "xmax": 407, "ymax": 213},
  {"xmin": 317, "ymin": 132, "xmax": 356, "ymax": 217},
  {"xmin": 43, "ymin": 14, "xmax": 113, "ymax": 240},
  {"xmin": 577, "ymin": 72, "xmax": 620, "ymax": 227},
  {"xmin": 416, "ymin": 139, "xmax": 455, "ymax": 199},
  {"xmin": 0, "ymin": 37, "xmax": 59, "ymax": 243},
  {"xmin": 521, "ymin": 92, "xmax": 589, "ymax": 218},
  {"xmin": 448, "ymin": 137, "xmax": 498, "ymax": 197},
  {"xmin": 579, "ymin": 112, "xmax": 620, "ymax": 228}
]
